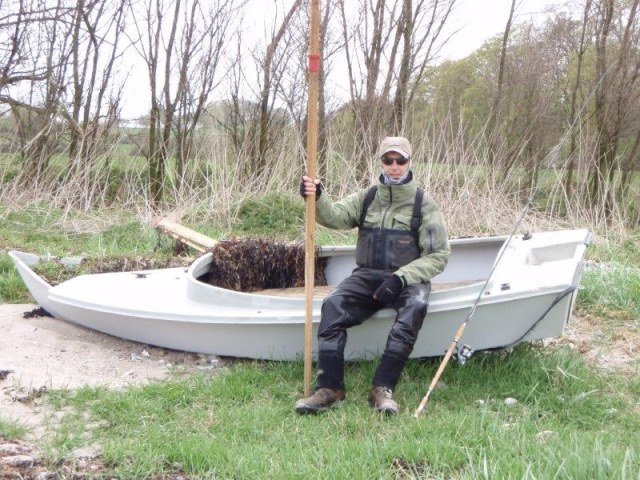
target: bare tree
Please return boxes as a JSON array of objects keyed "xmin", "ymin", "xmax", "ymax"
[
  {"xmin": 0, "ymin": 0, "xmax": 73, "ymax": 181},
  {"xmin": 66, "ymin": 0, "xmax": 128, "ymax": 198},
  {"xmin": 589, "ymin": 0, "xmax": 640, "ymax": 217},
  {"xmin": 498, "ymin": 23, "xmax": 563, "ymax": 187},
  {"xmin": 0, "ymin": 1, "xmax": 65, "ymax": 90},
  {"xmin": 172, "ymin": 0, "xmax": 237, "ymax": 189},
  {"xmin": 391, "ymin": 0, "xmax": 456, "ymax": 130},
  {"xmin": 487, "ymin": 0, "xmax": 517, "ymax": 166},
  {"xmin": 563, "ymin": 0, "xmax": 592, "ymax": 199},
  {"xmin": 218, "ymin": 0, "xmax": 304, "ymax": 179},
  {"xmin": 130, "ymin": 0, "xmax": 238, "ymax": 205},
  {"xmin": 338, "ymin": 0, "xmax": 400, "ymax": 171},
  {"xmin": 274, "ymin": 0, "xmax": 339, "ymax": 176},
  {"xmin": 337, "ymin": 0, "xmax": 456, "ymax": 176},
  {"xmin": 255, "ymin": 0, "xmax": 304, "ymax": 174}
]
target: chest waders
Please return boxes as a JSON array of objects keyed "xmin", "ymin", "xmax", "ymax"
[
  {"xmin": 355, "ymin": 186, "xmax": 425, "ymax": 271},
  {"xmin": 315, "ymin": 185, "xmax": 431, "ymax": 393}
]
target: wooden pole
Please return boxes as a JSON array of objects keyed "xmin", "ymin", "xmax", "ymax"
[{"xmin": 304, "ymin": 0, "xmax": 321, "ymax": 397}]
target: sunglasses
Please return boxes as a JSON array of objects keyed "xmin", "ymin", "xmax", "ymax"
[{"xmin": 381, "ymin": 155, "xmax": 410, "ymax": 166}]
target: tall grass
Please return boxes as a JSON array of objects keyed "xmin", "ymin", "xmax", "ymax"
[
  {"xmin": 578, "ymin": 263, "xmax": 640, "ymax": 319},
  {"xmin": 1, "ymin": 114, "xmax": 637, "ymax": 240}
]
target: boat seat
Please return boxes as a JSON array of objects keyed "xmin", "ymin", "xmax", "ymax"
[{"xmin": 256, "ymin": 280, "xmax": 480, "ymax": 299}]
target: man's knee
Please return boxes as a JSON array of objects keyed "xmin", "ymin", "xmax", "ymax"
[
  {"xmin": 386, "ymin": 321, "xmax": 420, "ymax": 357},
  {"xmin": 320, "ymin": 294, "xmax": 341, "ymax": 319},
  {"xmin": 386, "ymin": 291, "xmax": 429, "ymax": 357},
  {"xmin": 397, "ymin": 291, "xmax": 428, "ymax": 317},
  {"xmin": 318, "ymin": 295, "xmax": 356, "ymax": 342}
]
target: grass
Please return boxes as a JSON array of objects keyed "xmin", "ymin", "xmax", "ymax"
[
  {"xmin": 577, "ymin": 262, "xmax": 640, "ymax": 320},
  {"xmin": 0, "ymin": 203, "xmax": 160, "ymax": 256},
  {"xmin": 0, "ymin": 417, "xmax": 29, "ymax": 440},
  {"xmin": 235, "ymin": 192, "xmax": 304, "ymax": 237},
  {"xmin": 587, "ymin": 232, "xmax": 640, "ymax": 268},
  {"xmin": 43, "ymin": 346, "xmax": 639, "ymax": 479},
  {"xmin": 0, "ymin": 252, "xmax": 30, "ymax": 302}
]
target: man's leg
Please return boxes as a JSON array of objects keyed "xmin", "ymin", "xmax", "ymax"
[
  {"xmin": 316, "ymin": 269, "xmax": 383, "ymax": 389},
  {"xmin": 370, "ymin": 282, "xmax": 431, "ymax": 413},
  {"xmin": 296, "ymin": 270, "xmax": 382, "ymax": 413}
]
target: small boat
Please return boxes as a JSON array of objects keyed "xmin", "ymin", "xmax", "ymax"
[{"xmin": 9, "ymin": 229, "xmax": 590, "ymax": 361}]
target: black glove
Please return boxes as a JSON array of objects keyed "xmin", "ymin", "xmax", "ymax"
[
  {"xmin": 299, "ymin": 176, "xmax": 322, "ymax": 199},
  {"xmin": 373, "ymin": 275, "xmax": 403, "ymax": 304}
]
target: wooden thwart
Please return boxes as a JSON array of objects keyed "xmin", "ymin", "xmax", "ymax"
[
  {"xmin": 257, "ymin": 280, "xmax": 480, "ymax": 299},
  {"xmin": 258, "ymin": 285, "xmax": 334, "ymax": 299}
]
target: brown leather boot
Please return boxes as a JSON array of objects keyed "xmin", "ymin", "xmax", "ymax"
[
  {"xmin": 368, "ymin": 386, "xmax": 399, "ymax": 415},
  {"xmin": 295, "ymin": 388, "xmax": 346, "ymax": 414}
]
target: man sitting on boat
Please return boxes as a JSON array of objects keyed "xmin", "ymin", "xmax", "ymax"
[{"xmin": 297, "ymin": 136, "xmax": 451, "ymax": 415}]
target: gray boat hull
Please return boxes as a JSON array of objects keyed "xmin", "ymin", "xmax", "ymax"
[{"xmin": 9, "ymin": 229, "xmax": 590, "ymax": 360}]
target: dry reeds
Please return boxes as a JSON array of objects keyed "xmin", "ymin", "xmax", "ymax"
[{"xmin": 1, "ymin": 111, "xmax": 636, "ymax": 243}]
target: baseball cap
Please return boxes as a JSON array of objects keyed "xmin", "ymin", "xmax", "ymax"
[{"xmin": 378, "ymin": 136, "xmax": 412, "ymax": 158}]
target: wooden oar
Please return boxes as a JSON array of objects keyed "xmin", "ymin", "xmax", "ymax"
[{"xmin": 303, "ymin": 0, "xmax": 321, "ymax": 397}]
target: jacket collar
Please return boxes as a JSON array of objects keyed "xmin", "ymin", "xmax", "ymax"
[
  {"xmin": 379, "ymin": 170, "xmax": 413, "ymax": 186},
  {"xmin": 376, "ymin": 171, "xmax": 416, "ymax": 202}
]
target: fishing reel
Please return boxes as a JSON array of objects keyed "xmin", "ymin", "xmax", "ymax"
[{"xmin": 454, "ymin": 344, "xmax": 475, "ymax": 366}]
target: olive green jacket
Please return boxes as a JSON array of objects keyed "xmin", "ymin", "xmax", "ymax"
[{"xmin": 316, "ymin": 174, "xmax": 450, "ymax": 285}]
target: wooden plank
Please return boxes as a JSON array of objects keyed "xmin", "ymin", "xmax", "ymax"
[
  {"xmin": 256, "ymin": 281, "xmax": 481, "ymax": 299},
  {"xmin": 154, "ymin": 218, "xmax": 217, "ymax": 252}
]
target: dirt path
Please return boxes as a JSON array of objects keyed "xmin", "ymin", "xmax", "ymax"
[{"xmin": 0, "ymin": 304, "xmax": 219, "ymax": 434}]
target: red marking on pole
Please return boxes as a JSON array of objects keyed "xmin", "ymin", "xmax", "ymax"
[{"xmin": 308, "ymin": 54, "xmax": 320, "ymax": 73}]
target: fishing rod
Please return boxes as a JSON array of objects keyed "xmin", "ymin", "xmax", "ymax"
[{"xmin": 413, "ymin": 61, "xmax": 616, "ymax": 418}]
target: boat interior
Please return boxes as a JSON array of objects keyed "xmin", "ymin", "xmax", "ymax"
[{"xmin": 230, "ymin": 236, "xmax": 508, "ymax": 298}]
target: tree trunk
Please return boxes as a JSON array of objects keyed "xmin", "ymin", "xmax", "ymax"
[
  {"xmin": 392, "ymin": 0, "xmax": 413, "ymax": 132},
  {"xmin": 563, "ymin": 0, "xmax": 591, "ymax": 202},
  {"xmin": 488, "ymin": 0, "xmax": 516, "ymax": 167}
]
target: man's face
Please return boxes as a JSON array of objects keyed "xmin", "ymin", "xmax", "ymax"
[{"xmin": 381, "ymin": 151, "xmax": 410, "ymax": 181}]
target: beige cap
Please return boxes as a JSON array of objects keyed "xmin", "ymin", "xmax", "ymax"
[{"xmin": 378, "ymin": 136, "xmax": 412, "ymax": 158}]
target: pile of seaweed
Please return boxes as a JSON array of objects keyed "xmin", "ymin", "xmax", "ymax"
[{"xmin": 204, "ymin": 237, "xmax": 327, "ymax": 292}]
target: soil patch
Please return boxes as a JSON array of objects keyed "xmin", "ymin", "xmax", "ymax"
[
  {"xmin": 1, "ymin": 304, "xmax": 221, "ymax": 478},
  {"xmin": 0, "ymin": 304, "xmax": 222, "ymax": 434},
  {"xmin": 545, "ymin": 310, "xmax": 639, "ymax": 373}
]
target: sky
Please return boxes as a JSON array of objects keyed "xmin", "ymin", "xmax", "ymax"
[
  {"xmin": 119, "ymin": 0, "xmax": 567, "ymax": 119},
  {"xmin": 442, "ymin": 0, "xmax": 565, "ymax": 60}
]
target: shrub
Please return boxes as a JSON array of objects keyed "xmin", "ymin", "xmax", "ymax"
[{"xmin": 236, "ymin": 192, "xmax": 304, "ymax": 236}]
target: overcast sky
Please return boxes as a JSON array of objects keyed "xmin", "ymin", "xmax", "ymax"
[
  {"xmin": 443, "ymin": 0, "xmax": 565, "ymax": 59},
  {"xmin": 119, "ymin": 0, "xmax": 567, "ymax": 119}
]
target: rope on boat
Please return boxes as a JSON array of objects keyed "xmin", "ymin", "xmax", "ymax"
[{"xmin": 487, "ymin": 285, "xmax": 577, "ymax": 352}]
